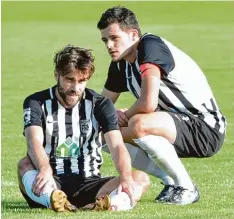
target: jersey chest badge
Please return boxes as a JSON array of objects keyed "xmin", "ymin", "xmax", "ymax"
[
  {"xmin": 56, "ymin": 137, "xmax": 80, "ymax": 158},
  {"xmin": 80, "ymin": 119, "xmax": 91, "ymax": 136}
]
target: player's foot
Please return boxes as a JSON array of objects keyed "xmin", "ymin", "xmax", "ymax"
[
  {"xmin": 155, "ymin": 184, "xmax": 175, "ymax": 203},
  {"xmin": 51, "ymin": 190, "xmax": 78, "ymax": 212},
  {"xmin": 82, "ymin": 194, "xmax": 111, "ymax": 211},
  {"xmin": 166, "ymin": 183, "xmax": 200, "ymax": 205}
]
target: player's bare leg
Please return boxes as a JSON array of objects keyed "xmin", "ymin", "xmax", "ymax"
[
  {"xmin": 83, "ymin": 170, "xmax": 150, "ymax": 211},
  {"xmin": 18, "ymin": 156, "xmax": 77, "ymax": 212},
  {"xmin": 128, "ymin": 111, "xmax": 199, "ymax": 205}
]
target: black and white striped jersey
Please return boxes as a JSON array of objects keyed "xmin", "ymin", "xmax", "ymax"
[
  {"xmin": 23, "ymin": 86, "xmax": 118, "ymax": 177},
  {"xmin": 104, "ymin": 33, "xmax": 226, "ymax": 134}
]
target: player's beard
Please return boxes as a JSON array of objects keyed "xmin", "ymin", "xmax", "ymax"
[{"xmin": 57, "ymin": 79, "xmax": 83, "ymax": 108}]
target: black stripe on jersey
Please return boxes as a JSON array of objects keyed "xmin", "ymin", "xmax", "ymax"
[
  {"xmin": 63, "ymin": 108, "xmax": 73, "ymax": 175},
  {"xmin": 163, "ymin": 77, "xmax": 202, "ymax": 116},
  {"xmin": 87, "ymin": 125, "xmax": 96, "ymax": 175},
  {"xmin": 65, "ymin": 108, "xmax": 73, "ymax": 138},
  {"xmin": 42, "ymin": 104, "xmax": 48, "ymax": 148},
  {"xmin": 127, "ymin": 63, "xmax": 139, "ymax": 98},
  {"xmin": 51, "ymin": 99, "xmax": 59, "ymax": 157},
  {"xmin": 63, "ymin": 159, "xmax": 72, "ymax": 175},
  {"xmin": 50, "ymin": 100, "xmax": 59, "ymax": 173},
  {"xmin": 94, "ymin": 134, "xmax": 102, "ymax": 176},
  {"xmin": 78, "ymin": 98, "xmax": 86, "ymax": 177},
  {"xmin": 131, "ymin": 63, "xmax": 142, "ymax": 87},
  {"xmin": 159, "ymin": 90, "xmax": 180, "ymax": 112}
]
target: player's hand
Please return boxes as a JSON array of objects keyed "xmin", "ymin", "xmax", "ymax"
[
  {"xmin": 117, "ymin": 177, "xmax": 142, "ymax": 206},
  {"xmin": 32, "ymin": 167, "xmax": 57, "ymax": 196},
  {"xmin": 116, "ymin": 108, "xmax": 129, "ymax": 127}
]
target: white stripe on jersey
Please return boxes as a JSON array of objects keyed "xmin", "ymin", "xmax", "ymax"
[
  {"xmin": 90, "ymin": 117, "xmax": 102, "ymax": 176},
  {"xmin": 130, "ymin": 64, "xmax": 141, "ymax": 96},
  {"xmin": 125, "ymin": 62, "xmax": 131, "ymax": 92},
  {"xmin": 217, "ymin": 110, "xmax": 225, "ymax": 134},
  {"xmin": 55, "ymin": 157, "xmax": 64, "ymax": 175},
  {"xmin": 82, "ymin": 99, "xmax": 93, "ymax": 178},
  {"xmin": 160, "ymin": 81, "xmax": 188, "ymax": 113},
  {"xmin": 55, "ymin": 103, "xmax": 66, "ymax": 174},
  {"xmin": 57, "ymin": 103, "xmax": 66, "ymax": 146},
  {"xmin": 70, "ymin": 158, "xmax": 79, "ymax": 174},
  {"xmin": 49, "ymin": 88, "xmax": 54, "ymax": 99},
  {"xmin": 117, "ymin": 62, "xmax": 120, "ymax": 71},
  {"xmin": 158, "ymin": 99, "xmax": 171, "ymax": 111},
  {"xmin": 135, "ymin": 54, "xmax": 140, "ymax": 71},
  {"xmin": 200, "ymin": 100, "xmax": 217, "ymax": 129},
  {"xmin": 71, "ymin": 105, "xmax": 80, "ymax": 174},
  {"xmin": 44, "ymin": 100, "xmax": 53, "ymax": 155}
]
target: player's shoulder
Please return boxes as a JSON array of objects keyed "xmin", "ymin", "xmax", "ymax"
[
  {"xmin": 24, "ymin": 86, "xmax": 54, "ymax": 104},
  {"xmin": 84, "ymin": 88, "xmax": 113, "ymax": 106},
  {"xmin": 138, "ymin": 33, "xmax": 164, "ymax": 47},
  {"xmin": 84, "ymin": 88, "xmax": 104, "ymax": 101}
]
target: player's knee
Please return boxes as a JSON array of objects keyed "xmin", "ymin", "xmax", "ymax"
[
  {"xmin": 129, "ymin": 114, "xmax": 163, "ymax": 139},
  {"xmin": 132, "ymin": 170, "xmax": 150, "ymax": 192},
  {"xmin": 128, "ymin": 115, "xmax": 146, "ymax": 138},
  {"xmin": 17, "ymin": 156, "xmax": 34, "ymax": 177}
]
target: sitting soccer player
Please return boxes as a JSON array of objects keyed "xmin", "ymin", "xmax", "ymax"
[{"xmin": 17, "ymin": 45, "xmax": 150, "ymax": 212}]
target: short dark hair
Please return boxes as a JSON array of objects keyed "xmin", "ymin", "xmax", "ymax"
[
  {"xmin": 97, "ymin": 6, "xmax": 141, "ymax": 37},
  {"xmin": 54, "ymin": 45, "xmax": 95, "ymax": 79}
]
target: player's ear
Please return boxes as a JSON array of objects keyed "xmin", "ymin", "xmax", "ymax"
[{"xmin": 131, "ymin": 29, "xmax": 139, "ymax": 41}]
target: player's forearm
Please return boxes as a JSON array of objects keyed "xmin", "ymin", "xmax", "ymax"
[
  {"xmin": 25, "ymin": 126, "xmax": 52, "ymax": 174},
  {"xmin": 27, "ymin": 142, "xmax": 52, "ymax": 174},
  {"xmin": 111, "ymin": 145, "xmax": 133, "ymax": 180},
  {"xmin": 105, "ymin": 131, "xmax": 133, "ymax": 179},
  {"xmin": 101, "ymin": 88, "xmax": 120, "ymax": 104},
  {"xmin": 125, "ymin": 99, "xmax": 158, "ymax": 119},
  {"xmin": 125, "ymin": 71, "xmax": 160, "ymax": 119}
]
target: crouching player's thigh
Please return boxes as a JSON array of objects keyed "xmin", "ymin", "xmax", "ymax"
[{"xmin": 166, "ymin": 112, "xmax": 225, "ymax": 158}]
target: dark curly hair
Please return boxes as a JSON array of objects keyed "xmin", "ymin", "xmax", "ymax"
[
  {"xmin": 54, "ymin": 45, "xmax": 95, "ymax": 79},
  {"xmin": 97, "ymin": 6, "xmax": 141, "ymax": 37}
]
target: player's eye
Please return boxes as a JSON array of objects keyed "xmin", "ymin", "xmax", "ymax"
[
  {"xmin": 79, "ymin": 79, "xmax": 88, "ymax": 83},
  {"xmin": 65, "ymin": 78, "xmax": 73, "ymax": 82},
  {"xmin": 102, "ymin": 39, "xmax": 107, "ymax": 44},
  {"xmin": 111, "ymin": 36, "xmax": 118, "ymax": 41}
]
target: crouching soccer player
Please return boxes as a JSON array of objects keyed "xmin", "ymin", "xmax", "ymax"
[
  {"xmin": 97, "ymin": 6, "xmax": 226, "ymax": 205},
  {"xmin": 17, "ymin": 45, "xmax": 150, "ymax": 212}
]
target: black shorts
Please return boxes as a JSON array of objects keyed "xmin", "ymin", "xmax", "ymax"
[
  {"xmin": 20, "ymin": 175, "xmax": 114, "ymax": 208},
  {"xmin": 168, "ymin": 112, "xmax": 225, "ymax": 158}
]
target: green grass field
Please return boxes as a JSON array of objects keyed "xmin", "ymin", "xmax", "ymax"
[{"xmin": 2, "ymin": 1, "xmax": 234, "ymax": 219}]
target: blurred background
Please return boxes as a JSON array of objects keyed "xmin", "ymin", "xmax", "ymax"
[{"xmin": 2, "ymin": 2, "xmax": 234, "ymax": 219}]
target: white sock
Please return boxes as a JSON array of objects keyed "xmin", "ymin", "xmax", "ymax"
[
  {"xmin": 22, "ymin": 170, "xmax": 53, "ymax": 208},
  {"xmin": 133, "ymin": 135, "xmax": 194, "ymax": 190},
  {"xmin": 102, "ymin": 143, "xmax": 174, "ymax": 185}
]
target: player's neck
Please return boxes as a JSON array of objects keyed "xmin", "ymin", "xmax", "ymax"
[{"xmin": 124, "ymin": 41, "xmax": 139, "ymax": 63}]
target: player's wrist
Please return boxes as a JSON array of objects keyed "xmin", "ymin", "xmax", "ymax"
[
  {"xmin": 38, "ymin": 165, "xmax": 53, "ymax": 175},
  {"xmin": 120, "ymin": 173, "xmax": 133, "ymax": 182}
]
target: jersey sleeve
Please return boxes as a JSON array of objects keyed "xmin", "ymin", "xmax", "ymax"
[
  {"xmin": 23, "ymin": 95, "xmax": 43, "ymax": 130},
  {"xmin": 137, "ymin": 35, "xmax": 175, "ymax": 76},
  {"xmin": 94, "ymin": 97, "xmax": 119, "ymax": 134},
  {"xmin": 104, "ymin": 61, "xmax": 128, "ymax": 92}
]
